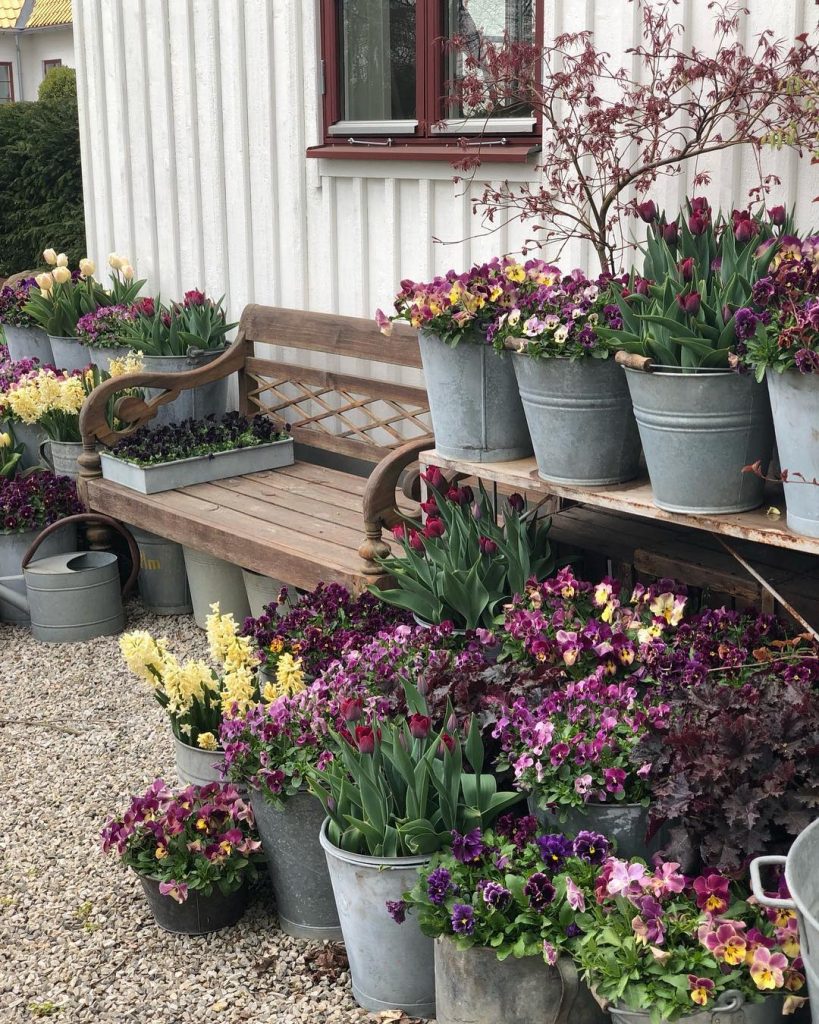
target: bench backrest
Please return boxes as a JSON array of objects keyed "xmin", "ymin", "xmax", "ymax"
[{"xmin": 237, "ymin": 305, "xmax": 430, "ymax": 464}]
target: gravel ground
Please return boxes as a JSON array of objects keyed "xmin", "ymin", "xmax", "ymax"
[{"xmin": 0, "ymin": 600, "xmax": 379, "ymax": 1024}]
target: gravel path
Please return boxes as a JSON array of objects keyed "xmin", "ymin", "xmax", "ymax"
[{"xmin": 0, "ymin": 602, "xmax": 374, "ymax": 1024}]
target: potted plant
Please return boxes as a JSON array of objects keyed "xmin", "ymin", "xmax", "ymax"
[
  {"xmin": 492, "ymin": 266, "xmax": 641, "ymax": 485},
  {"xmin": 309, "ymin": 681, "xmax": 520, "ymax": 1016},
  {"xmin": 116, "ymin": 289, "xmax": 237, "ymax": 426},
  {"xmin": 0, "ymin": 356, "xmax": 50, "ymax": 467},
  {"xmin": 370, "ymin": 469, "xmax": 555, "ymax": 630},
  {"xmin": 397, "ymin": 820, "xmax": 609, "ymax": 1024},
  {"xmin": 0, "ymin": 277, "xmax": 53, "ymax": 364},
  {"xmin": 376, "ymin": 258, "xmax": 546, "ymax": 462},
  {"xmin": 99, "ymin": 779, "xmax": 262, "ymax": 935},
  {"xmin": 76, "ymin": 303, "xmax": 139, "ymax": 372}
]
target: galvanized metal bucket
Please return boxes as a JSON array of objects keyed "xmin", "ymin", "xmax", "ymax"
[
  {"xmin": 86, "ymin": 344, "xmax": 135, "ymax": 374},
  {"xmin": 251, "ymin": 790, "xmax": 342, "ymax": 940},
  {"xmin": 139, "ymin": 349, "xmax": 229, "ymax": 428},
  {"xmin": 609, "ymin": 990, "xmax": 744, "ymax": 1024},
  {"xmin": 242, "ymin": 568, "xmax": 285, "ymax": 619},
  {"xmin": 1, "ymin": 418, "xmax": 48, "ymax": 469},
  {"xmin": 182, "ymin": 546, "xmax": 250, "ymax": 629},
  {"xmin": 528, "ymin": 797, "xmax": 654, "ymax": 862},
  {"xmin": 49, "ymin": 335, "xmax": 90, "ymax": 373},
  {"xmin": 3, "ymin": 324, "xmax": 53, "ymax": 365},
  {"xmin": 623, "ymin": 367, "xmax": 774, "ymax": 514},
  {"xmin": 137, "ymin": 872, "xmax": 247, "ymax": 934},
  {"xmin": 513, "ymin": 355, "xmax": 641, "ymax": 485},
  {"xmin": 320, "ymin": 818, "xmax": 435, "ymax": 1016},
  {"xmin": 418, "ymin": 330, "xmax": 532, "ymax": 463},
  {"xmin": 751, "ymin": 817, "xmax": 819, "ymax": 1024},
  {"xmin": 173, "ymin": 733, "xmax": 224, "ymax": 786},
  {"xmin": 766, "ymin": 370, "xmax": 819, "ymax": 539},
  {"xmin": 131, "ymin": 527, "xmax": 192, "ymax": 615},
  {"xmin": 39, "ymin": 438, "xmax": 83, "ymax": 480}
]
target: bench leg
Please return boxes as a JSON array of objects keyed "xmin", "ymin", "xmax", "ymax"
[{"xmin": 358, "ymin": 520, "xmax": 392, "ymax": 578}]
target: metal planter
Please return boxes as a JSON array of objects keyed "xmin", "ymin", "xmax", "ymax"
[
  {"xmin": 173, "ymin": 733, "xmax": 224, "ymax": 787},
  {"xmin": 435, "ymin": 938, "xmax": 606, "ymax": 1024},
  {"xmin": 3, "ymin": 324, "xmax": 53, "ymax": 365},
  {"xmin": 131, "ymin": 527, "xmax": 192, "ymax": 615},
  {"xmin": 99, "ymin": 437, "xmax": 294, "ymax": 494},
  {"xmin": 0, "ymin": 525, "xmax": 77, "ymax": 624},
  {"xmin": 139, "ymin": 350, "xmax": 230, "ymax": 428},
  {"xmin": 86, "ymin": 344, "xmax": 135, "ymax": 374},
  {"xmin": 250, "ymin": 790, "xmax": 342, "ymax": 940},
  {"xmin": 513, "ymin": 355, "xmax": 641, "ymax": 485},
  {"xmin": 137, "ymin": 873, "xmax": 247, "ymax": 934},
  {"xmin": 609, "ymin": 991, "xmax": 745, "ymax": 1024},
  {"xmin": 623, "ymin": 368, "xmax": 774, "ymax": 514},
  {"xmin": 418, "ymin": 330, "xmax": 532, "ymax": 462},
  {"xmin": 182, "ymin": 547, "xmax": 250, "ymax": 628},
  {"xmin": 242, "ymin": 568, "xmax": 285, "ymax": 619},
  {"xmin": 320, "ymin": 819, "xmax": 435, "ymax": 1017},
  {"xmin": 529, "ymin": 797, "xmax": 653, "ymax": 861},
  {"xmin": 40, "ymin": 439, "xmax": 83, "ymax": 480},
  {"xmin": 1, "ymin": 418, "xmax": 47, "ymax": 469},
  {"xmin": 766, "ymin": 370, "xmax": 819, "ymax": 539},
  {"xmin": 49, "ymin": 335, "xmax": 90, "ymax": 373}
]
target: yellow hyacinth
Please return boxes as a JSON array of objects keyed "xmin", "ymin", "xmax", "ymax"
[
  {"xmin": 119, "ymin": 630, "xmax": 168, "ymax": 684},
  {"xmin": 107, "ymin": 352, "xmax": 144, "ymax": 378},
  {"xmin": 206, "ymin": 602, "xmax": 240, "ymax": 664},
  {"xmin": 221, "ymin": 665, "xmax": 256, "ymax": 716},
  {"xmin": 196, "ymin": 732, "xmax": 218, "ymax": 751}
]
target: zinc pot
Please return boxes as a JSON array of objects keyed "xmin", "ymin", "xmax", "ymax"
[
  {"xmin": 418, "ymin": 330, "xmax": 532, "ymax": 463},
  {"xmin": 3, "ymin": 324, "xmax": 53, "ymax": 365},
  {"xmin": 0, "ymin": 524, "xmax": 77, "ymax": 624},
  {"xmin": 766, "ymin": 369, "xmax": 819, "ymax": 539},
  {"xmin": 99, "ymin": 438, "xmax": 294, "ymax": 495},
  {"xmin": 242, "ymin": 568, "xmax": 286, "ymax": 619},
  {"xmin": 86, "ymin": 344, "xmax": 134, "ymax": 374},
  {"xmin": 39, "ymin": 439, "xmax": 83, "ymax": 480},
  {"xmin": 513, "ymin": 355, "xmax": 641, "ymax": 485},
  {"xmin": 250, "ymin": 790, "xmax": 341, "ymax": 940},
  {"xmin": 182, "ymin": 547, "xmax": 250, "ymax": 629},
  {"xmin": 136, "ymin": 873, "xmax": 247, "ymax": 934},
  {"xmin": 529, "ymin": 797, "xmax": 653, "ymax": 861},
  {"xmin": 609, "ymin": 990, "xmax": 744, "ymax": 1024},
  {"xmin": 1, "ymin": 419, "xmax": 47, "ymax": 469},
  {"xmin": 138, "ymin": 349, "xmax": 229, "ymax": 428},
  {"xmin": 623, "ymin": 368, "xmax": 774, "ymax": 514},
  {"xmin": 131, "ymin": 527, "xmax": 192, "ymax": 615},
  {"xmin": 435, "ymin": 938, "xmax": 606, "ymax": 1024},
  {"xmin": 49, "ymin": 335, "xmax": 90, "ymax": 374},
  {"xmin": 173, "ymin": 733, "xmax": 224, "ymax": 787},
  {"xmin": 319, "ymin": 819, "xmax": 435, "ymax": 1017}
]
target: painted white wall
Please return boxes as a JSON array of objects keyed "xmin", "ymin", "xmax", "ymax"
[
  {"xmin": 0, "ymin": 27, "xmax": 73, "ymax": 102},
  {"xmin": 73, "ymin": 0, "xmax": 818, "ymax": 331}
]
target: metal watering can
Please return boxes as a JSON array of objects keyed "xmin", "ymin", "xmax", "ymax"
[{"xmin": 0, "ymin": 513, "xmax": 139, "ymax": 642}]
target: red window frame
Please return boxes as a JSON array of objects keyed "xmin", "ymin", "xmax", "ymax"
[
  {"xmin": 309, "ymin": 0, "xmax": 543, "ymax": 162},
  {"xmin": 0, "ymin": 62, "xmax": 14, "ymax": 104}
]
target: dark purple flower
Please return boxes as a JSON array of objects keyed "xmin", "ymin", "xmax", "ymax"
[
  {"xmin": 637, "ymin": 200, "xmax": 657, "ymax": 223},
  {"xmin": 536, "ymin": 833, "xmax": 574, "ymax": 871},
  {"xmin": 427, "ymin": 867, "xmax": 454, "ymax": 905},
  {"xmin": 480, "ymin": 880, "xmax": 512, "ymax": 909},
  {"xmin": 662, "ymin": 221, "xmax": 679, "ymax": 246},
  {"xmin": 572, "ymin": 831, "xmax": 610, "ymax": 864},
  {"xmin": 566, "ymin": 923, "xmax": 582, "ymax": 938},
  {"xmin": 751, "ymin": 277, "xmax": 776, "ymax": 307},
  {"xmin": 676, "ymin": 290, "xmax": 701, "ymax": 316},
  {"xmin": 508, "ymin": 493, "xmax": 525, "ymax": 513},
  {"xmin": 495, "ymin": 814, "xmax": 538, "ymax": 848},
  {"xmin": 478, "ymin": 535, "xmax": 498, "ymax": 556},
  {"xmin": 769, "ymin": 205, "xmax": 786, "ymax": 227},
  {"xmin": 524, "ymin": 872, "xmax": 556, "ymax": 910},
  {"xmin": 452, "ymin": 828, "xmax": 485, "ymax": 864},
  {"xmin": 734, "ymin": 307, "xmax": 759, "ymax": 341},
  {"xmin": 451, "ymin": 903, "xmax": 475, "ymax": 935},
  {"xmin": 386, "ymin": 899, "xmax": 407, "ymax": 924},
  {"xmin": 794, "ymin": 348, "xmax": 819, "ymax": 374}
]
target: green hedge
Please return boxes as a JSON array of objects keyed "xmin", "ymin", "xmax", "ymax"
[{"xmin": 0, "ymin": 68, "xmax": 85, "ymax": 277}]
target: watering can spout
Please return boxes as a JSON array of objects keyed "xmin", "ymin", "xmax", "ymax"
[{"xmin": 0, "ymin": 575, "xmax": 30, "ymax": 614}]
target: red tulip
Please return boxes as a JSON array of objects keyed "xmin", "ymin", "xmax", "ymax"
[
  {"xmin": 408, "ymin": 529, "xmax": 424, "ymax": 552},
  {"xmin": 436, "ymin": 732, "xmax": 456, "ymax": 758},
  {"xmin": 340, "ymin": 698, "xmax": 363, "ymax": 723},
  {"xmin": 636, "ymin": 200, "xmax": 657, "ymax": 223},
  {"xmin": 508, "ymin": 493, "xmax": 525, "ymax": 513},
  {"xmin": 391, "ymin": 524, "xmax": 406, "ymax": 541},
  {"xmin": 355, "ymin": 725, "xmax": 376, "ymax": 754},
  {"xmin": 421, "ymin": 466, "xmax": 445, "ymax": 490},
  {"xmin": 675, "ymin": 291, "xmax": 701, "ymax": 316},
  {"xmin": 661, "ymin": 221, "xmax": 679, "ymax": 246},
  {"xmin": 479, "ymin": 535, "xmax": 498, "ymax": 555},
  {"xmin": 688, "ymin": 212, "xmax": 708, "ymax": 236},
  {"xmin": 420, "ymin": 497, "xmax": 438, "ymax": 515},
  {"xmin": 679, "ymin": 257, "xmax": 695, "ymax": 283},
  {"xmin": 690, "ymin": 197, "xmax": 711, "ymax": 214},
  {"xmin": 409, "ymin": 714, "xmax": 432, "ymax": 739},
  {"xmin": 768, "ymin": 205, "xmax": 786, "ymax": 226},
  {"xmin": 423, "ymin": 517, "xmax": 445, "ymax": 539}
]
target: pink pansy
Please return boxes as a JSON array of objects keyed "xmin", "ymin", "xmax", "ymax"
[
  {"xmin": 158, "ymin": 880, "xmax": 189, "ymax": 904},
  {"xmin": 542, "ymin": 941, "xmax": 558, "ymax": 966},
  {"xmin": 750, "ymin": 946, "xmax": 788, "ymax": 990},
  {"xmin": 607, "ymin": 860, "xmax": 647, "ymax": 897},
  {"xmin": 566, "ymin": 877, "xmax": 585, "ymax": 911}
]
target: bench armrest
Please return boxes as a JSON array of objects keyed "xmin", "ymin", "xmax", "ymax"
[{"xmin": 358, "ymin": 434, "xmax": 435, "ymax": 577}]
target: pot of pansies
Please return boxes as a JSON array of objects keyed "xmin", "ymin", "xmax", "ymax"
[
  {"xmin": 397, "ymin": 817, "xmax": 609, "ymax": 1024},
  {"xmin": 0, "ymin": 469, "xmax": 82, "ymax": 623},
  {"xmin": 0, "ymin": 356, "xmax": 50, "ymax": 467},
  {"xmin": 741, "ymin": 239, "xmax": 819, "ymax": 537},
  {"xmin": 377, "ymin": 259, "xmax": 550, "ymax": 462},
  {"xmin": 75, "ymin": 303, "xmax": 139, "ymax": 372},
  {"xmin": 572, "ymin": 854, "xmax": 806, "ymax": 1024},
  {"xmin": 0, "ymin": 277, "xmax": 53, "ymax": 364},
  {"xmin": 602, "ymin": 201, "xmax": 783, "ymax": 515},
  {"xmin": 100, "ymin": 779, "xmax": 262, "ymax": 934},
  {"xmin": 310, "ymin": 681, "xmax": 520, "ymax": 1017},
  {"xmin": 493, "ymin": 267, "xmax": 642, "ymax": 485},
  {"xmin": 117, "ymin": 289, "xmax": 236, "ymax": 427},
  {"xmin": 119, "ymin": 602, "xmax": 271, "ymax": 786},
  {"xmin": 371, "ymin": 470, "xmax": 554, "ymax": 630}
]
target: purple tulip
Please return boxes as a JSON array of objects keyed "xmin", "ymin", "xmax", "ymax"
[
  {"xmin": 662, "ymin": 221, "xmax": 679, "ymax": 245},
  {"xmin": 676, "ymin": 291, "xmax": 701, "ymax": 316},
  {"xmin": 769, "ymin": 205, "xmax": 786, "ymax": 226}
]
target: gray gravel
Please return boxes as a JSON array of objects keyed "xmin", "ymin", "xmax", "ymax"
[{"xmin": 0, "ymin": 601, "xmax": 379, "ymax": 1024}]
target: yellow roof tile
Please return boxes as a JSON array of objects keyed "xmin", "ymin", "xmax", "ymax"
[
  {"xmin": 0, "ymin": 1, "xmax": 24, "ymax": 30},
  {"xmin": 26, "ymin": 0, "xmax": 71, "ymax": 29}
]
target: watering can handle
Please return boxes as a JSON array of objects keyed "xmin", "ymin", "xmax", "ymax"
[
  {"xmin": 21, "ymin": 513, "xmax": 141, "ymax": 599},
  {"xmin": 749, "ymin": 856, "xmax": 794, "ymax": 909}
]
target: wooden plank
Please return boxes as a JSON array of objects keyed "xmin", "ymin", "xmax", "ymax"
[{"xmin": 273, "ymin": 462, "xmax": 371, "ymax": 494}]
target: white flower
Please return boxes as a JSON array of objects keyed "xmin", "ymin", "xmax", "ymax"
[
  {"xmin": 120, "ymin": 264, "xmax": 135, "ymax": 280},
  {"xmin": 42, "ymin": 248, "xmax": 57, "ymax": 265},
  {"xmin": 79, "ymin": 258, "xmax": 95, "ymax": 278},
  {"xmin": 35, "ymin": 272, "xmax": 53, "ymax": 292},
  {"xmin": 554, "ymin": 326, "xmax": 568, "ymax": 345},
  {"xmin": 108, "ymin": 252, "xmax": 123, "ymax": 269},
  {"xmin": 507, "ymin": 308, "xmax": 521, "ymax": 327},
  {"xmin": 51, "ymin": 266, "xmax": 71, "ymax": 285},
  {"xmin": 55, "ymin": 253, "xmax": 68, "ymax": 267}
]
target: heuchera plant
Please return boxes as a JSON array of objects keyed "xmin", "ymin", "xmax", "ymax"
[
  {"xmin": 0, "ymin": 470, "xmax": 82, "ymax": 532},
  {"xmin": 395, "ymin": 820, "xmax": 610, "ymax": 964},
  {"xmin": 99, "ymin": 780, "xmax": 262, "ymax": 903}
]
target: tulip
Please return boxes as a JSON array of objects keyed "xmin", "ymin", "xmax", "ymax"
[
  {"xmin": 421, "ymin": 466, "xmax": 445, "ymax": 490},
  {"xmin": 35, "ymin": 272, "xmax": 53, "ymax": 292},
  {"xmin": 676, "ymin": 291, "xmax": 701, "ymax": 316},
  {"xmin": 108, "ymin": 252, "xmax": 123, "ymax": 269},
  {"xmin": 690, "ymin": 196, "xmax": 710, "ymax": 214},
  {"xmin": 79, "ymin": 258, "xmax": 95, "ymax": 278},
  {"xmin": 634, "ymin": 276, "xmax": 650, "ymax": 296},
  {"xmin": 479, "ymin": 535, "xmax": 498, "ymax": 555},
  {"xmin": 51, "ymin": 266, "xmax": 71, "ymax": 285},
  {"xmin": 0, "ymin": 432, "xmax": 10, "ymax": 449},
  {"xmin": 408, "ymin": 714, "xmax": 432, "ymax": 739},
  {"xmin": 733, "ymin": 214, "xmax": 756, "ymax": 244},
  {"xmin": 661, "ymin": 221, "xmax": 679, "ymax": 246},
  {"xmin": 55, "ymin": 252, "xmax": 68, "ymax": 267},
  {"xmin": 423, "ymin": 517, "xmax": 445, "ymax": 539},
  {"xmin": 679, "ymin": 257, "xmax": 695, "ymax": 283},
  {"xmin": 419, "ymin": 497, "xmax": 437, "ymax": 515},
  {"xmin": 436, "ymin": 732, "xmax": 456, "ymax": 758},
  {"xmin": 391, "ymin": 524, "xmax": 406, "ymax": 541},
  {"xmin": 121, "ymin": 264, "xmax": 135, "ymax": 280},
  {"xmin": 43, "ymin": 248, "xmax": 57, "ymax": 265},
  {"xmin": 408, "ymin": 529, "xmax": 424, "ymax": 552},
  {"xmin": 688, "ymin": 211, "xmax": 708, "ymax": 236},
  {"xmin": 340, "ymin": 698, "xmax": 363, "ymax": 723},
  {"xmin": 769, "ymin": 205, "xmax": 786, "ymax": 226},
  {"xmin": 355, "ymin": 725, "xmax": 376, "ymax": 754},
  {"xmin": 636, "ymin": 200, "xmax": 657, "ymax": 223},
  {"xmin": 508, "ymin": 493, "xmax": 525, "ymax": 513},
  {"xmin": 471, "ymin": 501, "xmax": 483, "ymax": 521}
]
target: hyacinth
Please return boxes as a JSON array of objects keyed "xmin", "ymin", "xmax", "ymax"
[
  {"xmin": 76, "ymin": 303, "xmax": 138, "ymax": 348},
  {"xmin": 0, "ymin": 278, "xmax": 39, "ymax": 328},
  {"xmin": 5, "ymin": 368, "xmax": 86, "ymax": 426},
  {"xmin": 0, "ymin": 471, "xmax": 82, "ymax": 533}
]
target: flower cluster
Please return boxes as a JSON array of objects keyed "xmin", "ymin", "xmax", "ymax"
[
  {"xmin": 76, "ymin": 304, "xmax": 138, "ymax": 349},
  {"xmin": 0, "ymin": 357, "xmax": 49, "ymax": 418},
  {"xmin": 0, "ymin": 470, "xmax": 82, "ymax": 533},
  {"xmin": 99, "ymin": 779, "xmax": 261, "ymax": 903},
  {"xmin": 108, "ymin": 411, "xmax": 289, "ymax": 467},
  {"xmin": 0, "ymin": 278, "xmax": 39, "ymax": 328},
  {"xmin": 117, "ymin": 289, "xmax": 235, "ymax": 356}
]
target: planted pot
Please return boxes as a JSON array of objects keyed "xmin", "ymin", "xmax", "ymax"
[
  {"xmin": 242, "ymin": 568, "xmax": 285, "ymax": 619},
  {"xmin": 173, "ymin": 733, "xmax": 224, "ymax": 787},
  {"xmin": 0, "ymin": 524, "xmax": 77, "ymax": 624},
  {"xmin": 131, "ymin": 527, "xmax": 192, "ymax": 615},
  {"xmin": 766, "ymin": 370, "xmax": 819, "ymax": 538},
  {"xmin": 39, "ymin": 439, "xmax": 83, "ymax": 480},
  {"xmin": 139, "ymin": 349, "xmax": 229, "ymax": 428},
  {"xmin": 182, "ymin": 547, "xmax": 250, "ymax": 629},
  {"xmin": 435, "ymin": 938, "xmax": 606, "ymax": 1024},
  {"xmin": 3, "ymin": 324, "xmax": 53, "ymax": 365},
  {"xmin": 1, "ymin": 419, "xmax": 47, "ymax": 469},
  {"xmin": 137, "ymin": 872, "xmax": 247, "ymax": 934},
  {"xmin": 250, "ymin": 790, "xmax": 341, "ymax": 940},
  {"xmin": 419, "ymin": 330, "xmax": 532, "ymax": 463},
  {"xmin": 623, "ymin": 368, "xmax": 774, "ymax": 514},
  {"xmin": 86, "ymin": 344, "xmax": 134, "ymax": 374},
  {"xmin": 319, "ymin": 819, "xmax": 435, "ymax": 1017},
  {"xmin": 529, "ymin": 797, "xmax": 653, "ymax": 862},
  {"xmin": 513, "ymin": 355, "xmax": 641, "ymax": 485},
  {"xmin": 609, "ymin": 990, "xmax": 744, "ymax": 1024},
  {"xmin": 49, "ymin": 335, "xmax": 90, "ymax": 374}
]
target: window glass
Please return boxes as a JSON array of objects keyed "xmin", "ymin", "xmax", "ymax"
[
  {"xmin": 445, "ymin": 0, "xmax": 534, "ymax": 119},
  {"xmin": 339, "ymin": 0, "xmax": 416, "ymax": 121},
  {"xmin": 0, "ymin": 65, "xmax": 12, "ymax": 103}
]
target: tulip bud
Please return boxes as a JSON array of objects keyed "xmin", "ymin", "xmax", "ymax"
[
  {"xmin": 688, "ymin": 212, "xmax": 708, "ymax": 236},
  {"xmin": 636, "ymin": 200, "xmax": 657, "ymax": 223},
  {"xmin": 55, "ymin": 252, "xmax": 68, "ymax": 267},
  {"xmin": 679, "ymin": 257, "xmax": 695, "ymax": 283},
  {"xmin": 420, "ymin": 498, "xmax": 438, "ymax": 516},
  {"xmin": 634, "ymin": 276, "xmax": 650, "ymax": 296},
  {"xmin": 79, "ymin": 258, "xmax": 95, "ymax": 278},
  {"xmin": 108, "ymin": 252, "xmax": 122, "ymax": 269},
  {"xmin": 355, "ymin": 725, "xmax": 375, "ymax": 755},
  {"xmin": 471, "ymin": 501, "xmax": 483, "ymax": 521},
  {"xmin": 508, "ymin": 493, "xmax": 525, "ymax": 513},
  {"xmin": 327, "ymin": 797, "xmax": 336, "ymax": 813},
  {"xmin": 340, "ymin": 698, "xmax": 363, "ymax": 723},
  {"xmin": 121, "ymin": 264, "xmax": 135, "ymax": 280},
  {"xmin": 0, "ymin": 432, "xmax": 10, "ymax": 449},
  {"xmin": 35, "ymin": 272, "xmax": 53, "ymax": 292},
  {"xmin": 734, "ymin": 218, "xmax": 754, "ymax": 244},
  {"xmin": 416, "ymin": 674, "xmax": 430, "ymax": 697},
  {"xmin": 661, "ymin": 221, "xmax": 679, "ymax": 246},
  {"xmin": 43, "ymin": 248, "xmax": 57, "ymax": 265},
  {"xmin": 675, "ymin": 291, "xmax": 701, "ymax": 317},
  {"xmin": 446, "ymin": 712, "xmax": 458, "ymax": 733},
  {"xmin": 408, "ymin": 529, "xmax": 424, "ymax": 553},
  {"xmin": 479, "ymin": 535, "xmax": 498, "ymax": 556},
  {"xmin": 421, "ymin": 466, "xmax": 445, "ymax": 490},
  {"xmin": 391, "ymin": 524, "xmax": 407, "ymax": 542},
  {"xmin": 409, "ymin": 714, "xmax": 432, "ymax": 740},
  {"xmin": 51, "ymin": 266, "xmax": 71, "ymax": 285},
  {"xmin": 436, "ymin": 732, "xmax": 456, "ymax": 759},
  {"xmin": 768, "ymin": 205, "xmax": 786, "ymax": 227}
]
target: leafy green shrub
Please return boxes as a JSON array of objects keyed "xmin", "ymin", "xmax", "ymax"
[{"xmin": 37, "ymin": 66, "xmax": 76, "ymax": 103}]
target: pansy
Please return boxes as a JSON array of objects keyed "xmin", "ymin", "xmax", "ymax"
[
  {"xmin": 692, "ymin": 874, "xmax": 730, "ymax": 914},
  {"xmin": 688, "ymin": 976, "xmax": 714, "ymax": 1006},
  {"xmin": 750, "ymin": 946, "xmax": 788, "ymax": 990},
  {"xmin": 451, "ymin": 903, "xmax": 475, "ymax": 935},
  {"xmin": 452, "ymin": 828, "xmax": 485, "ymax": 864}
]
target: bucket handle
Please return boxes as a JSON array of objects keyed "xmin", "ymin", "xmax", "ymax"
[
  {"xmin": 749, "ymin": 856, "xmax": 794, "ymax": 909},
  {"xmin": 554, "ymin": 956, "xmax": 580, "ymax": 1024},
  {"xmin": 712, "ymin": 990, "xmax": 744, "ymax": 1022},
  {"xmin": 38, "ymin": 438, "xmax": 54, "ymax": 471},
  {"xmin": 21, "ymin": 513, "xmax": 140, "ymax": 599}
]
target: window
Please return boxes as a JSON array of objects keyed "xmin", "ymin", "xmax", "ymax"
[
  {"xmin": 42, "ymin": 59, "xmax": 63, "ymax": 77},
  {"xmin": 0, "ymin": 63, "xmax": 14, "ymax": 104},
  {"xmin": 312, "ymin": 0, "xmax": 541, "ymax": 160}
]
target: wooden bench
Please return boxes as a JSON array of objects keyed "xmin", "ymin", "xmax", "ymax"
[{"xmin": 77, "ymin": 306, "xmax": 434, "ymax": 592}]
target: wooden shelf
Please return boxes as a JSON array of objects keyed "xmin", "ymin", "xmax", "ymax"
[{"xmin": 418, "ymin": 450, "xmax": 819, "ymax": 556}]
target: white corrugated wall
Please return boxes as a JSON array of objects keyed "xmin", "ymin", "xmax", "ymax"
[{"xmin": 74, "ymin": 0, "xmax": 818, "ymax": 326}]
